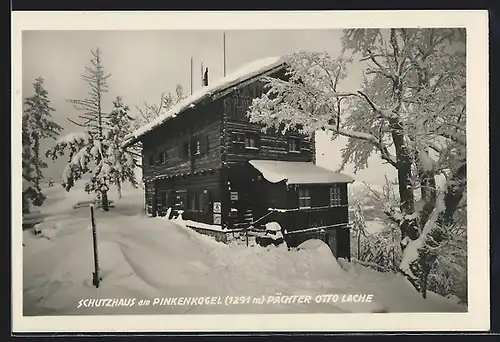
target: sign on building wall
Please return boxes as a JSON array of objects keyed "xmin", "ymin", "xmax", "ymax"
[
  {"xmin": 213, "ymin": 213, "xmax": 222, "ymax": 225},
  {"xmin": 213, "ymin": 202, "xmax": 221, "ymax": 213},
  {"xmin": 230, "ymin": 191, "xmax": 239, "ymax": 201}
]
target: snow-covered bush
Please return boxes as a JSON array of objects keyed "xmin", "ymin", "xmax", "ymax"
[
  {"xmin": 351, "ymin": 196, "xmax": 400, "ymax": 272},
  {"xmin": 351, "ymin": 190, "xmax": 467, "ymax": 302},
  {"xmin": 356, "ymin": 228, "xmax": 402, "ymax": 273},
  {"xmin": 427, "ymin": 235, "xmax": 467, "ymax": 304}
]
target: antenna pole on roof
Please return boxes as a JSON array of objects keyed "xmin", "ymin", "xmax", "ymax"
[
  {"xmin": 190, "ymin": 57, "xmax": 193, "ymax": 95},
  {"xmin": 201, "ymin": 62, "xmax": 204, "ymax": 88},
  {"xmin": 223, "ymin": 32, "xmax": 226, "ymax": 77}
]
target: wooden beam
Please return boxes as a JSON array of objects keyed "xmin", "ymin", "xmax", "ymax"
[{"xmin": 124, "ymin": 149, "xmax": 142, "ymax": 158}]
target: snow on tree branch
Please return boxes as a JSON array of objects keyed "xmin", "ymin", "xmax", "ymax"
[
  {"xmin": 248, "ymin": 28, "xmax": 466, "ymax": 296},
  {"xmin": 132, "ymin": 85, "xmax": 186, "ymax": 130},
  {"xmin": 45, "ymin": 48, "xmax": 140, "ymax": 207}
]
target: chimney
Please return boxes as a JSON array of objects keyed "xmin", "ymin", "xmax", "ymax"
[{"xmin": 203, "ymin": 67, "xmax": 209, "ymax": 87}]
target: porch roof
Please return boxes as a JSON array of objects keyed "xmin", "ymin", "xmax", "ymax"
[{"xmin": 248, "ymin": 160, "xmax": 354, "ymax": 185}]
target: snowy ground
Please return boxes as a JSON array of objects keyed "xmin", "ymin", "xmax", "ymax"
[{"xmin": 22, "ymin": 181, "xmax": 466, "ymax": 316}]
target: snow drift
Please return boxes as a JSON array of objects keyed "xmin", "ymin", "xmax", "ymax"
[{"xmin": 22, "ymin": 183, "xmax": 466, "ymax": 315}]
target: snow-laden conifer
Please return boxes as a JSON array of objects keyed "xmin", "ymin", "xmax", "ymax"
[
  {"xmin": 47, "ymin": 48, "xmax": 139, "ymax": 209},
  {"xmin": 22, "ymin": 77, "xmax": 62, "ymax": 213}
]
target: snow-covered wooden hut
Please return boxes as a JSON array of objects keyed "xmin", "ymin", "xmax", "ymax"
[{"xmin": 122, "ymin": 56, "xmax": 354, "ymax": 259}]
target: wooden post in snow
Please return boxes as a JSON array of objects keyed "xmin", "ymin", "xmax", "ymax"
[
  {"xmin": 201, "ymin": 62, "xmax": 204, "ymax": 87},
  {"xmin": 90, "ymin": 204, "xmax": 101, "ymax": 288}
]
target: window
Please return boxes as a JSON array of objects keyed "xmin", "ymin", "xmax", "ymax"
[
  {"xmin": 161, "ymin": 191, "xmax": 168, "ymax": 208},
  {"xmin": 190, "ymin": 136, "xmax": 209, "ymax": 156},
  {"xmin": 176, "ymin": 190, "xmax": 187, "ymax": 210},
  {"xmin": 188, "ymin": 191, "xmax": 199, "ymax": 211},
  {"xmin": 157, "ymin": 151, "xmax": 168, "ymax": 164},
  {"xmin": 194, "ymin": 140, "xmax": 201, "ymax": 155},
  {"xmin": 181, "ymin": 142, "xmax": 190, "ymax": 159},
  {"xmin": 187, "ymin": 190, "xmax": 210, "ymax": 212},
  {"xmin": 201, "ymin": 191, "xmax": 210, "ymax": 212},
  {"xmin": 157, "ymin": 191, "xmax": 169, "ymax": 216},
  {"xmin": 245, "ymin": 133, "xmax": 259, "ymax": 149},
  {"xmin": 147, "ymin": 154, "xmax": 155, "ymax": 166},
  {"xmin": 330, "ymin": 185, "xmax": 342, "ymax": 207},
  {"xmin": 288, "ymin": 138, "xmax": 301, "ymax": 153},
  {"xmin": 299, "ymin": 187, "xmax": 311, "ymax": 209},
  {"xmin": 232, "ymin": 132, "xmax": 259, "ymax": 150},
  {"xmin": 232, "ymin": 133, "xmax": 245, "ymax": 145}
]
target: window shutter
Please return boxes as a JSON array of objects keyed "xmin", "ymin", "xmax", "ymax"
[{"xmin": 199, "ymin": 136, "xmax": 207, "ymax": 154}]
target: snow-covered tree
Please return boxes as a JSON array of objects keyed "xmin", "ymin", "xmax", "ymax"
[
  {"xmin": 133, "ymin": 84, "xmax": 186, "ymax": 130},
  {"xmin": 107, "ymin": 96, "xmax": 139, "ymax": 198},
  {"xmin": 46, "ymin": 48, "xmax": 114, "ymax": 210},
  {"xmin": 126, "ymin": 84, "xmax": 186, "ymax": 166},
  {"xmin": 47, "ymin": 49, "xmax": 141, "ymax": 208},
  {"xmin": 351, "ymin": 199, "xmax": 366, "ymax": 259},
  {"xmin": 248, "ymin": 28, "xmax": 466, "ymax": 297},
  {"xmin": 22, "ymin": 77, "xmax": 63, "ymax": 213}
]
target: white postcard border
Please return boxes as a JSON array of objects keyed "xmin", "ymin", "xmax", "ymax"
[{"xmin": 11, "ymin": 10, "xmax": 490, "ymax": 332}]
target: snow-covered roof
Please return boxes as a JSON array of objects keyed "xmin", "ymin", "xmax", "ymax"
[
  {"xmin": 122, "ymin": 56, "xmax": 287, "ymax": 148},
  {"xmin": 248, "ymin": 160, "xmax": 354, "ymax": 185}
]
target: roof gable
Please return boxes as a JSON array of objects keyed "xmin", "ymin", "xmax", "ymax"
[{"xmin": 122, "ymin": 56, "xmax": 287, "ymax": 147}]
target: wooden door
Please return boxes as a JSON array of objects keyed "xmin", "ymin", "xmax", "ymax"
[
  {"xmin": 327, "ymin": 230, "xmax": 338, "ymax": 258},
  {"xmin": 152, "ymin": 182, "xmax": 158, "ymax": 217}
]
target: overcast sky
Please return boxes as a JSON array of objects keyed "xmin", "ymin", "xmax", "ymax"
[{"xmin": 22, "ymin": 29, "xmax": 395, "ymax": 185}]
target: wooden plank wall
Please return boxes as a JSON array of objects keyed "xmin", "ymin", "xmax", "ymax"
[
  {"xmin": 144, "ymin": 181, "xmax": 156, "ymax": 216},
  {"xmin": 142, "ymin": 101, "xmax": 223, "ymax": 181},
  {"xmin": 154, "ymin": 169, "xmax": 222, "ymax": 224},
  {"xmin": 222, "ymin": 79, "xmax": 314, "ymax": 165}
]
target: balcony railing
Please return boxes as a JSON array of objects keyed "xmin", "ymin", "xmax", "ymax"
[{"xmin": 266, "ymin": 205, "xmax": 349, "ymax": 233}]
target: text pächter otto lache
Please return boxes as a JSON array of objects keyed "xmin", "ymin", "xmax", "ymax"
[{"xmin": 77, "ymin": 294, "xmax": 375, "ymax": 308}]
